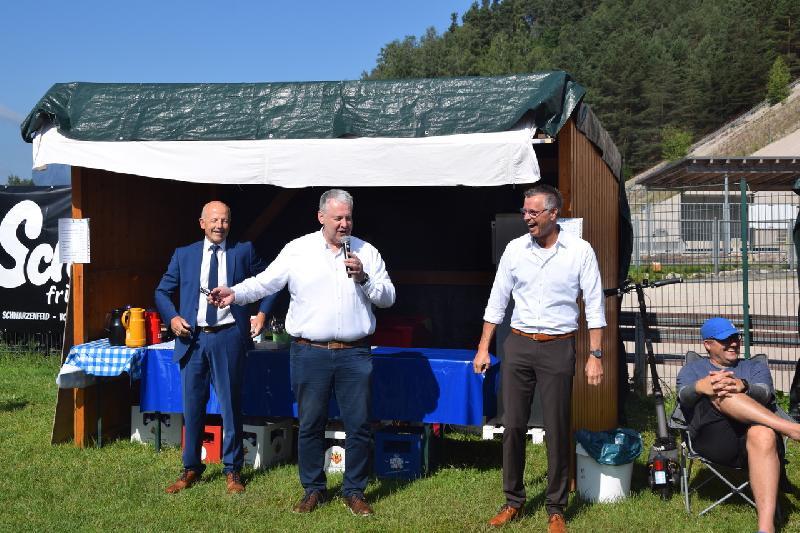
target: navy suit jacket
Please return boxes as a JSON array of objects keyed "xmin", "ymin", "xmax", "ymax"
[{"xmin": 154, "ymin": 240, "xmax": 276, "ymax": 362}]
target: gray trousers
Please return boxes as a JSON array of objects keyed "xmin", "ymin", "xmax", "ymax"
[{"xmin": 501, "ymin": 333, "xmax": 575, "ymax": 515}]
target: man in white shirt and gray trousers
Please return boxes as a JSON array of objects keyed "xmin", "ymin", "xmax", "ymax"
[
  {"xmin": 210, "ymin": 189, "xmax": 395, "ymax": 517},
  {"xmin": 473, "ymin": 184, "xmax": 605, "ymax": 533}
]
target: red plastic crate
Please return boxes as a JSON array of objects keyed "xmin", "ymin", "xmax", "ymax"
[
  {"xmin": 181, "ymin": 424, "xmax": 222, "ymax": 464},
  {"xmin": 372, "ymin": 315, "xmax": 431, "ymax": 347}
]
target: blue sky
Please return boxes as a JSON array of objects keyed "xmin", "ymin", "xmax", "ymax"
[{"xmin": 0, "ymin": 0, "xmax": 474, "ymax": 185}]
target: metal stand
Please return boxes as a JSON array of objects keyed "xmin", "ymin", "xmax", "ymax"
[{"xmin": 604, "ymin": 277, "xmax": 683, "ymax": 499}]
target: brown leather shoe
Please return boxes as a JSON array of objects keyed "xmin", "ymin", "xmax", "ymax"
[
  {"xmin": 292, "ymin": 490, "xmax": 327, "ymax": 513},
  {"xmin": 226, "ymin": 472, "xmax": 245, "ymax": 494},
  {"xmin": 165, "ymin": 469, "xmax": 201, "ymax": 494},
  {"xmin": 547, "ymin": 513, "xmax": 567, "ymax": 533},
  {"xmin": 488, "ymin": 504, "xmax": 523, "ymax": 526},
  {"xmin": 343, "ymin": 494, "xmax": 374, "ymax": 516}
]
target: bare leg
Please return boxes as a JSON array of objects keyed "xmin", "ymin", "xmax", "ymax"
[
  {"xmin": 746, "ymin": 425, "xmax": 779, "ymax": 533},
  {"xmin": 712, "ymin": 393, "xmax": 800, "ymax": 441}
]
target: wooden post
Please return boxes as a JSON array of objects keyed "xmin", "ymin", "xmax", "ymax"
[{"xmin": 69, "ymin": 166, "xmax": 92, "ymax": 447}]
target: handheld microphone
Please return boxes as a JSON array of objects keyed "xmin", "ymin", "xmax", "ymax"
[{"xmin": 340, "ymin": 235, "xmax": 352, "ymax": 277}]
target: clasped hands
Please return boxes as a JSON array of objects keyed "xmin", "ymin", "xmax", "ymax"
[{"xmin": 706, "ymin": 369, "xmax": 744, "ymax": 399}]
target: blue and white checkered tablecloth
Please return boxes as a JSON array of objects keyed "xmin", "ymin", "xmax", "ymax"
[{"xmin": 64, "ymin": 339, "xmax": 145, "ymax": 379}]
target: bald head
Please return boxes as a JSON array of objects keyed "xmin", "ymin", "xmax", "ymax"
[
  {"xmin": 201, "ymin": 201, "xmax": 230, "ymax": 220},
  {"xmin": 199, "ymin": 201, "xmax": 231, "ymax": 244}
]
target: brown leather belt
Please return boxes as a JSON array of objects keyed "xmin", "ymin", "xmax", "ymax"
[
  {"xmin": 294, "ymin": 337, "xmax": 371, "ymax": 350},
  {"xmin": 196, "ymin": 322, "xmax": 236, "ymax": 334},
  {"xmin": 511, "ymin": 328, "xmax": 575, "ymax": 342}
]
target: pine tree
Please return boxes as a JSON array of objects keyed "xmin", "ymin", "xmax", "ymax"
[
  {"xmin": 767, "ymin": 55, "xmax": 791, "ymax": 104},
  {"xmin": 661, "ymin": 126, "xmax": 693, "ymax": 161}
]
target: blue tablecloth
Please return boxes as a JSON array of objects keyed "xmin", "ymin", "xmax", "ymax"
[
  {"xmin": 139, "ymin": 346, "xmax": 499, "ymax": 426},
  {"xmin": 64, "ymin": 339, "xmax": 145, "ymax": 379}
]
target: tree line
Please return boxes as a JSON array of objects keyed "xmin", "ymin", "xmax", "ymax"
[
  {"xmin": 364, "ymin": 0, "xmax": 800, "ymax": 177},
  {"xmin": 6, "ymin": 174, "xmax": 34, "ymax": 186}
]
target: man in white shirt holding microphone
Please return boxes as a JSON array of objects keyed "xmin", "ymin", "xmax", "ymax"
[
  {"xmin": 473, "ymin": 184, "xmax": 605, "ymax": 532},
  {"xmin": 209, "ymin": 189, "xmax": 395, "ymax": 517}
]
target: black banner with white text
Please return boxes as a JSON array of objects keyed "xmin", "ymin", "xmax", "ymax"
[{"xmin": 0, "ymin": 186, "xmax": 71, "ymax": 337}]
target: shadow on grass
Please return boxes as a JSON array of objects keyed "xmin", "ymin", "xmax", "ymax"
[
  {"xmin": 565, "ymin": 493, "xmax": 593, "ymax": 521},
  {"xmin": 0, "ymin": 395, "xmax": 28, "ymax": 412},
  {"xmin": 317, "ymin": 433, "xmax": 505, "ymax": 503},
  {"xmin": 435, "ymin": 434, "xmax": 503, "ymax": 471},
  {"xmin": 366, "ymin": 477, "xmax": 415, "ymax": 502},
  {"xmin": 317, "ymin": 476, "xmax": 417, "ymax": 505},
  {"xmin": 629, "ymin": 462, "xmax": 653, "ymax": 496},
  {"xmin": 778, "ymin": 486, "xmax": 798, "ymax": 529}
]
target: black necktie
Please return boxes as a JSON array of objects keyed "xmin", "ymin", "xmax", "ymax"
[{"xmin": 206, "ymin": 244, "xmax": 220, "ymax": 326}]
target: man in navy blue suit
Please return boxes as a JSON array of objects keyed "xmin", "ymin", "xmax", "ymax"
[{"xmin": 155, "ymin": 200, "xmax": 276, "ymax": 494}]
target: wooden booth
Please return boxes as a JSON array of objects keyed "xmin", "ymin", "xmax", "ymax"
[{"xmin": 22, "ymin": 73, "xmax": 628, "ymax": 447}]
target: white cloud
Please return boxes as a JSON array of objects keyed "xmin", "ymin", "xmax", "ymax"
[{"xmin": 0, "ymin": 104, "xmax": 24, "ymax": 124}]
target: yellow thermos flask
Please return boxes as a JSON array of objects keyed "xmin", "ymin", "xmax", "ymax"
[{"xmin": 121, "ymin": 307, "xmax": 147, "ymax": 348}]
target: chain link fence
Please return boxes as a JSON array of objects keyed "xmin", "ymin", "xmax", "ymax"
[{"xmin": 623, "ymin": 184, "xmax": 799, "ymax": 394}]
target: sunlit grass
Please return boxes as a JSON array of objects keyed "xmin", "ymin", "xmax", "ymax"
[{"xmin": 1, "ymin": 352, "xmax": 798, "ymax": 532}]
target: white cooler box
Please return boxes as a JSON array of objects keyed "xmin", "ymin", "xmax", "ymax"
[
  {"xmin": 243, "ymin": 420, "xmax": 294, "ymax": 470},
  {"xmin": 130, "ymin": 407, "xmax": 183, "ymax": 447}
]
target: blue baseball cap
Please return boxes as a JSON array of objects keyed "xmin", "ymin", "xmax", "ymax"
[{"xmin": 700, "ymin": 317, "xmax": 739, "ymax": 340}]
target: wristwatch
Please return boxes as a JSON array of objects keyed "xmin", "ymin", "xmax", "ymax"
[
  {"xmin": 590, "ymin": 349, "xmax": 603, "ymax": 359},
  {"xmin": 359, "ymin": 273, "xmax": 370, "ymax": 286},
  {"xmin": 740, "ymin": 378, "xmax": 749, "ymax": 393}
]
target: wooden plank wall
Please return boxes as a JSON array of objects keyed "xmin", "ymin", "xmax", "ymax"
[
  {"xmin": 73, "ymin": 168, "xmax": 214, "ymax": 340},
  {"xmin": 64, "ymin": 167, "xmax": 215, "ymax": 446},
  {"xmin": 558, "ymin": 118, "xmax": 620, "ymax": 432}
]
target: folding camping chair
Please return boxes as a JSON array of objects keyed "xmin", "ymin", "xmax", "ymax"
[{"xmin": 669, "ymin": 351, "xmax": 788, "ymax": 518}]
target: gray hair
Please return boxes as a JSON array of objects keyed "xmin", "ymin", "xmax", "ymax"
[
  {"xmin": 319, "ymin": 189, "xmax": 354, "ymax": 212},
  {"xmin": 523, "ymin": 184, "xmax": 562, "ymax": 211}
]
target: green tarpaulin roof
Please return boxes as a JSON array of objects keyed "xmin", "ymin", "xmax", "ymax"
[{"xmin": 21, "ymin": 72, "xmax": 585, "ymax": 143}]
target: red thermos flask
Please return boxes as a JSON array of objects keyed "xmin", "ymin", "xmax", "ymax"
[{"xmin": 145, "ymin": 310, "xmax": 162, "ymax": 345}]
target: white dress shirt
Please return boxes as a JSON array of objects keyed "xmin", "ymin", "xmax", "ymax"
[
  {"xmin": 483, "ymin": 228, "xmax": 606, "ymax": 334},
  {"xmin": 231, "ymin": 230, "xmax": 395, "ymax": 341},
  {"xmin": 197, "ymin": 238, "xmax": 233, "ymax": 327}
]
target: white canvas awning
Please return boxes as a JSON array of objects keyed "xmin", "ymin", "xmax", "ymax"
[{"xmin": 32, "ymin": 126, "xmax": 540, "ymax": 187}]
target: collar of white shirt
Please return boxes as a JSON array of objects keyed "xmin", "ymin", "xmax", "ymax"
[
  {"xmin": 316, "ymin": 229, "xmax": 345, "ymax": 255},
  {"xmin": 203, "ymin": 237, "xmax": 227, "ymax": 251},
  {"xmin": 527, "ymin": 226, "xmax": 571, "ymax": 253}
]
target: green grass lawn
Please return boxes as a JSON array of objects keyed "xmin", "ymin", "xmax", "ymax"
[{"xmin": 2, "ymin": 351, "xmax": 800, "ymax": 532}]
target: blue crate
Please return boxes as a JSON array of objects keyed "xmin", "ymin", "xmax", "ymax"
[{"xmin": 374, "ymin": 427, "xmax": 428, "ymax": 479}]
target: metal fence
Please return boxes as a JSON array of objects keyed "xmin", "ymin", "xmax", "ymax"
[
  {"xmin": 0, "ymin": 329, "xmax": 64, "ymax": 356},
  {"xmin": 624, "ymin": 184, "xmax": 799, "ymax": 393}
]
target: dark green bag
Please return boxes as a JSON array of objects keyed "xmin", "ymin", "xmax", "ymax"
[{"xmin": 575, "ymin": 428, "xmax": 642, "ymax": 466}]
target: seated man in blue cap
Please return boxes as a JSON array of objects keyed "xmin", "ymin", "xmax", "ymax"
[{"xmin": 677, "ymin": 317, "xmax": 800, "ymax": 533}]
